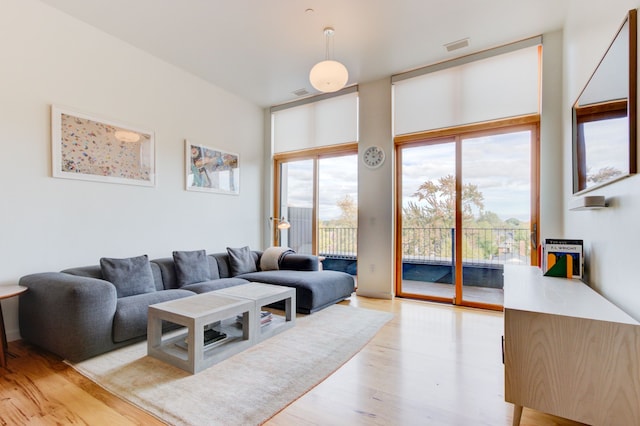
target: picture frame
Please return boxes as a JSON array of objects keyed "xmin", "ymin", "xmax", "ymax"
[
  {"xmin": 185, "ymin": 140, "xmax": 239, "ymax": 195},
  {"xmin": 51, "ymin": 105, "xmax": 155, "ymax": 187}
]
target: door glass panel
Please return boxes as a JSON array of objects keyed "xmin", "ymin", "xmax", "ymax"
[
  {"xmin": 279, "ymin": 159, "xmax": 313, "ymax": 254},
  {"xmin": 460, "ymin": 130, "xmax": 532, "ymax": 305},
  {"xmin": 399, "ymin": 141, "xmax": 456, "ymax": 300},
  {"xmin": 318, "ymin": 155, "xmax": 358, "ymax": 271}
]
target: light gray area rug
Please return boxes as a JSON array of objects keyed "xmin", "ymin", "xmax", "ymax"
[{"xmin": 70, "ymin": 304, "xmax": 393, "ymax": 426}]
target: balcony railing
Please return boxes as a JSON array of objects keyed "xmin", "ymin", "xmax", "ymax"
[
  {"xmin": 318, "ymin": 227, "xmax": 358, "ymax": 259},
  {"xmin": 318, "ymin": 226, "xmax": 530, "ymax": 265}
]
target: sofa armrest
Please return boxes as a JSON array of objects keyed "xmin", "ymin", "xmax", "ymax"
[
  {"xmin": 279, "ymin": 254, "xmax": 320, "ymax": 271},
  {"xmin": 18, "ymin": 272, "xmax": 118, "ymax": 362}
]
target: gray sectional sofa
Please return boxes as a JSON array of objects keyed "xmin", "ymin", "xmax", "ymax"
[{"xmin": 18, "ymin": 248, "xmax": 355, "ymax": 362}]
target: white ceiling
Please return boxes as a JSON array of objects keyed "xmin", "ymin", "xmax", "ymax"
[{"xmin": 39, "ymin": 0, "xmax": 570, "ymax": 107}]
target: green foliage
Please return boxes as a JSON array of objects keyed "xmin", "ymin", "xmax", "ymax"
[
  {"xmin": 402, "ymin": 175, "xmax": 530, "ymax": 262},
  {"xmin": 408, "ymin": 174, "xmax": 484, "ymax": 228}
]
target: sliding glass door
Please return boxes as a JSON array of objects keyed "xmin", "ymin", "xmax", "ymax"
[
  {"xmin": 278, "ymin": 159, "xmax": 314, "ymax": 253},
  {"xmin": 274, "ymin": 145, "xmax": 358, "ymax": 265},
  {"xmin": 396, "ymin": 121, "xmax": 538, "ymax": 309},
  {"xmin": 459, "ymin": 129, "xmax": 534, "ymax": 307},
  {"xmin": 398, "ymin": 139, "xmax": 457, "ymax": 302}
]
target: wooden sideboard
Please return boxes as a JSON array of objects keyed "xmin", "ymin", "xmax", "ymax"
[{"xmin": 504, "ymin": 265, "xmax": 640, "ymax": 426}]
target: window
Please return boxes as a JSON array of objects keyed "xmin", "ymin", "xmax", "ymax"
[
  {"xmin": 271, "ymin": 90, "xmax": 359, "ymax": 272},
  {"xmin": 274, "ymin": 146, "xmax": 358, "ymax": 258},
  {"xmin": 392, "ymin": 38, "xmax": 541, "ymax": 309}
]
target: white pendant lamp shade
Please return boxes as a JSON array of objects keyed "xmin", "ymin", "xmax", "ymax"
[
  {"xmin": 114, "ymin": 130, "xmax": 141, "ymax": 143},
  {"xmin": 310, "ymin": 60, "xmax": 349, "ymax": 93},
  {"xmin": 309, "ymin": 27, "xmax": 349, "ymax": 93}
]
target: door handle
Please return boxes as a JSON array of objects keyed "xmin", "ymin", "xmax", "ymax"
[{"xmin": 531, "ymin": 223, "xmax": 538, "ymax": 249}]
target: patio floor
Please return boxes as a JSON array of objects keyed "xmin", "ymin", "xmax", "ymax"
[{"xmin": 400, "ymin": 280, "xmax": 504, "ymax": 306}]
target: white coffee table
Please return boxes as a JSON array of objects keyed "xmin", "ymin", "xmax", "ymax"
[
  {"xmin": 147, "ymin": 293, "xmax": 255, "ymax": 374},
  {"xmin": 214, "ymin": 283, "xmax": 296, "ymax": 343}
]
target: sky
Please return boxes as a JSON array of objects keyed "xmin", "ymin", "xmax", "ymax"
[
  {"xmin": 399, "ymin": 131, "xmax": 531, "ymax": 222},
  {"xmin": 282, "ymin": 130, "xmax": 533, "ymax": 222},
  {"xmin": 582, "ymin": 117, "xmax": 628, "ymax": 186},
  {"xmin": 282, "ymin": 155, "xmax": 359, "ymax": 221}
]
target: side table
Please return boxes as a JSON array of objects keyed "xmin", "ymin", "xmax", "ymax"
[{"xmin": 0, "ymin": 285, "xmax": 28, "ymax": 368}]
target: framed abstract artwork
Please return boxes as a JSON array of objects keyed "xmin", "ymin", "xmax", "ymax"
[
  {"xmin": 185, "ymin": 140, "xmax": 239, "ymax": 195},
  {"xmin": 51, "ymin": 105, "xmax": 155, "ymax": 187}
]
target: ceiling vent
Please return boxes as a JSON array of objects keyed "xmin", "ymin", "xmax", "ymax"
[
  {"xmin": 444, "ymin": 38, "xmax": 470, "ymax": 52},
  {"xmin": 292, "ymin": 88, "xmax": 310, "ymax": 97}
]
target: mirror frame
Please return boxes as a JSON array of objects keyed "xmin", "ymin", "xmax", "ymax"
[{"xmin": 572, "ymin": 9, "xmax": 637, "ymax": 194}]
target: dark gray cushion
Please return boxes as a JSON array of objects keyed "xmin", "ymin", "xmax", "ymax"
[
  {"xmin": 173, "ymin": 250, "xmax": 212, "ymax": 287},
  {"xmin": 280, "ymin": 254, "xmax": 320, "ymax": 271},
  {"xmin": 100, "ymin": 255, "xmax": 156, "ymax": 298},
  {"xmin": 227, "ymin": 246, "xmax": 257, "ymax": 276},
  {"xmin": 237, "ymin": 270, "xmax": 355, "ymax": 314},
  {"xmin": 112, "ymin": 289, "xmax": 195, "ymax": 342},
  {"xmin": 63, "ymin": 263, "xmax": 165, "ymax": 292},
  {"xmin": 181, "ymin": 277, "xmax": 249, "ymax": 293}
]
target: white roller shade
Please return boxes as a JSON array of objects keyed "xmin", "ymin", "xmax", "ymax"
[
  {"xmin": 273, "ymin": 91, "xmax": 358, "ymax": 153},
  {"xmin": 393, "ymin": 42, "xmax": 540, "ymax": 136}
]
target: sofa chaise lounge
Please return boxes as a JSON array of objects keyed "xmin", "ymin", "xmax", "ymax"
[{"xmin": 18, "ymin": 248, "xmax": 355, "ymax": 362}]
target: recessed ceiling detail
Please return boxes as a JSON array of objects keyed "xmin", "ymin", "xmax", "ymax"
[
  {"xmin": 444, "ymin": 38, "xmax": 470, "ymax": 52},
  {"xmin": 292, "ymin": 88, "xmax": 310, "ymax": 97}
]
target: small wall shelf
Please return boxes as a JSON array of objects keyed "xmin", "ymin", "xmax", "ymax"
[{"xmin": 569, "ymin": 195, "xmax": 606, "ymax": 211}]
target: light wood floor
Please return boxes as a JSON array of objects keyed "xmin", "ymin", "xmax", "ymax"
[{"xmin": 1, "ymin": 296, "xmax": 586, "ymax": 425}]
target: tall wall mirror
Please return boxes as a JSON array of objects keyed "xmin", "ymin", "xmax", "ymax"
[{"xmin": 572, "ymin": 9, "xmax": 637, "ymax": 194}]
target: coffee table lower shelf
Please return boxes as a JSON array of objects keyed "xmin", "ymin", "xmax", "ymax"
[{"xmin": 147, "ymin": 294, "xmax": 255, "ymax": 374}]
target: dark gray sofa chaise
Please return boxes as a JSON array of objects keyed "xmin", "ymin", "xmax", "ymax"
[{"xmin": 18, "ymin": 249, "xmax": 355, "ymax": 362}]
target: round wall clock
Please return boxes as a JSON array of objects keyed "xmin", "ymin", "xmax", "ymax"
[{"xmin": 362, "ymin": 146, "xmax": 385, "ymax": 169}]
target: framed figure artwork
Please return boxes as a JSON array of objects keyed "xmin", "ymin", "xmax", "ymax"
[
  {"xmin": 185, "ymin": 140, "xmax": 239, "ymax": 195},
  {"xmin": 51, "ymin": 105, "xmax": 155, "ymax": 187}
]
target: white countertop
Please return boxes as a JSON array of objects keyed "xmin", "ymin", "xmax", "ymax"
[{"xmin": 504, "ymin": 265, "xmax": 639, "ymax": 325}]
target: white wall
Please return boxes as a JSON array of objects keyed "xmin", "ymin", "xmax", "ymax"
[
  {"xmin": 564, "ymin": 0, "xmax": 640, "ymax": 320},
  {"xmin": 540, "ymin": 30, "xmax": 565, "ymax": 242},
  {"xmin": 0, "ymin": 0, "xmax": 264, "ymax": 340}
]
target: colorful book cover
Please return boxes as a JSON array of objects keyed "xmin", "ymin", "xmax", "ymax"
[{"xmin": 543, "ymin": 239, "xmax": 583, "ymax": 279}]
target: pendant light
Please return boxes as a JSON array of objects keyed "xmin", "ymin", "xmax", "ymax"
[
  {"xmin": 114, "ymin": 130, "xmax": 141, "ymax": 143},
  {"xmin": 309, "ymin": 27, "xmax": 349, "ymax": 93}
]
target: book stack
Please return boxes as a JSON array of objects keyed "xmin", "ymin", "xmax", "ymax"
[
  {"xmin": 236, "ymin": 310, "xmax": 273, "ymax": 327},
  {"xmin": 542, "ymin": 238, "xmax": 583, "ymax": 279},
  {"xmin": 203, "ymin": 328, "xmax": 227, "ymax": 346},
  {"xmin": 260, "ymin": 310, "xmax": 273, "ymax": 327},
  {"xmin": 175, "ymin": 328, "xmax": 227, "ymax": 351}
]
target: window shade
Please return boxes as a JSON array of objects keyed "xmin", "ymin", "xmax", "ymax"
[
  {"xmin": 393, "ymin": 42, "xmax": 540, "ymax": 136},
  {"xmin": 272, "ymin": 91, "xmax": 358, "ymax": 154}
]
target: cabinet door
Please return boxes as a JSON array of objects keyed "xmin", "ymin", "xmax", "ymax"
[{"xmin": 504, "ymin": 308, "xmax": 640, "ymax": 425}]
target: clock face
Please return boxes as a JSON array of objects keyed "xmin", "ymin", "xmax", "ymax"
[{"xmin": 363, "ymin": 146, "xmax": 385, "ymax": 168}]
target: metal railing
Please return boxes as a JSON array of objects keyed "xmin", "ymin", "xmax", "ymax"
[
  {"xmin": 317, "ymin": 226, "xmax": 530, "ymax": 265},
  {"xmin": 318, "ymin": 227, "xmax": 358, "ymax": 258}
]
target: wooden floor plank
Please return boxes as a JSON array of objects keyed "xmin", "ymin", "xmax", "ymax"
[{"xmin": 1, "ymin": 296, "xmax": 585, "ymax": 426}]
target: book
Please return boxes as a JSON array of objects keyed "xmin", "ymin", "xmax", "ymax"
[
  {"xmin": 543, "ymin": 238, "xmax": 583, "ymax": 279},
  {"xmin": 236, "ymin": 311, "xmax": 273, "ymax": 327},
  {"xmin": 203, "ymin": 328, "xmax": 226, "ymax": 345},
  {"xmin": 175, "ymin": 328, "xmax": 227, "ymax": 351}
]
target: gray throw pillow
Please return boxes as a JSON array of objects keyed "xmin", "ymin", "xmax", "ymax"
[
  {"xmin": 173, "ymin": 249, "xmax": 212, "ymax": 287},
  {"xmin": 100, "ymin": 254, "xmax": 156, "ymax": 298},
  {"xmin": 227, "ymin": 246, "xmax": 257, "ymax": 276}
]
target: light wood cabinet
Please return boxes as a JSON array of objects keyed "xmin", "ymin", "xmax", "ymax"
[{"xmin": 504, "ymin": 265, "xmax": 640, "ymax": 426}]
